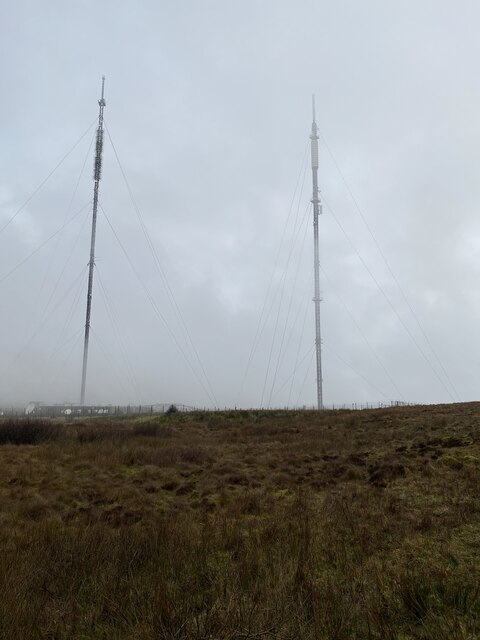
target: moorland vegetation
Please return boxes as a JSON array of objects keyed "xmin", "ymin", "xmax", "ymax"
[{"xmin": 1, "ymin": 404, "xmax": 480, "ymax": 638}]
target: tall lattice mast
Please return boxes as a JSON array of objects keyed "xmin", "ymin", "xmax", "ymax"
[
  {"xmin": 310, "ymin": 95, "xmax": 323, "ymax": 409},
  {"xmin": 80, "ymin": 77, "xmax": 106, "ymax": 404}
]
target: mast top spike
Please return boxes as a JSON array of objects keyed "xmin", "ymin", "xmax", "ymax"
[
  {"xmin": 312, "ymin": 94, "xmax": 316, "ymax": 124},
  {"xmin": 99, "ymin": 76, "xmax": 106, "ymax": 107}
]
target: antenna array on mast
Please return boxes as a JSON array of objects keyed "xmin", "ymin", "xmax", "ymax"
[
  {"xmin": 80, "ymin": 77, "xmax": 106, "ymax": 404},
  {"xmin": 310, "ymin": 95, "xmax": 323, "ymax": 409}
]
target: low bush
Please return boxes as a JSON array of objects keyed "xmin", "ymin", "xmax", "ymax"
[
  {"xmin": 0, "ymin": 418, "xmax": 64, "ymax": 445},
  {"xmin": 165, "ymin": 404, "xmax": 178, "ymax": 415}
]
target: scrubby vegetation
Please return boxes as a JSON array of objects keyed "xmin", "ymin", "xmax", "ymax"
[
  {"xmin": 0, "ymin": 417, "xmax": 64, "ymax": 445},
  {"xmin": 1, "ymin": 404, "xmax": 480, "ymax": 638}
]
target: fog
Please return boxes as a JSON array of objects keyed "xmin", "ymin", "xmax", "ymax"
[{"xmin": 1, "ymin": 0, "xmax": 479, "ymax": 409}]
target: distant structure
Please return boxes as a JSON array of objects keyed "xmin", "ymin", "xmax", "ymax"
[
  {"xmin": 80, "ymin": 77, "xmax": 106, "ymax": 404},
  {"xmin": 310, "ymin": 96, "xmax": 323, "ymax": 410},
  {"xmin": 25, "ymin": 401, "xmax": 194, "ymax": 417}
]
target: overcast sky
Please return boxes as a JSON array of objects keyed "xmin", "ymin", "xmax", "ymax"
[{"xmin": 1, "ymin": 0, "xmax": 480, "ymax": 409}]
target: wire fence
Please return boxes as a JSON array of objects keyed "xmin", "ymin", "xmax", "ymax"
[{"xmin": 0, "ymin": 400, "xmax": 413, "ymax": 418}]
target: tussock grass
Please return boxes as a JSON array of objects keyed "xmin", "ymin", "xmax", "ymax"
[{"xmin": 2, "ymin": 404, "xmax": 480, "ymax": 637}]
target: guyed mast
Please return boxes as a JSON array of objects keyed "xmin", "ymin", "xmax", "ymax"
[
  {"xmin": 80, "ymin": 77, "xmax": 105, "ymax": 404},
  {"xmin": 310, "ymin": 95, "xmax": 323, "ymax": 409}
]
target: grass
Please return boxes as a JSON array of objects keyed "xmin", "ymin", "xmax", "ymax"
[{"xmin": 1, "ymin": 403, "xmax": 480, "ymax": 637}]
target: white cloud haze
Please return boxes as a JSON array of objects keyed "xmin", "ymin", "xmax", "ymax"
[{"xmin": 1, "ymin": 0, "xmax": 479, "ymax": 408}]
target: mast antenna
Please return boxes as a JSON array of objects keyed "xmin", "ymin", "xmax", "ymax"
[
  {"xmin": 310, "ymin": 95, "xmax": 323, "ymax": 409},
  {"xmin": 80, "ymin": 76, "xmax": 106, "ymax": 404}
]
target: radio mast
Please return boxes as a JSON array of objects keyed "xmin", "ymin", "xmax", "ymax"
[
  {"xmin": 310, "ymin": 95, "xmax": 323, "ymax": 409},
  {"xmin": 80, "ymin": 77, "xmax": 106, "ymax": 404}
]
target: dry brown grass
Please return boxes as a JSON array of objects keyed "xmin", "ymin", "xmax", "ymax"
[{"xmin": 1, "ymin": 404, "xmax": 480, "ymax": 638}]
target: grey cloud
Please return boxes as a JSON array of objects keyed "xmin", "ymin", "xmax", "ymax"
[{"xmin": 1, "ymin": 0, "xmax": 479, "ymax": 408}]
